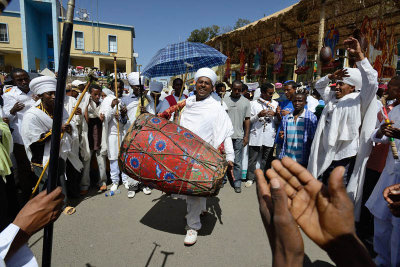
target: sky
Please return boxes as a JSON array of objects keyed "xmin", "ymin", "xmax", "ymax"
[{"xmin": 6, "ymin": 0, "xmax": 298, "ymax": 69}]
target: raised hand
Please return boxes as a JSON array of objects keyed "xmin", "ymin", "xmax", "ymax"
[
  {"xmin": 265, "ymin": 157, "xmax": 355, "ymax": 248},
  {"xmin": 255, "ymin": 169, "xmax": 304, "ymax": 267},
  {"xmin": 328, "ymin": 68, "xmax": 350, "ymax": 81},
  {"xmin": 344, "ymin": 37, "xmax": 365, "ymax": 62}
]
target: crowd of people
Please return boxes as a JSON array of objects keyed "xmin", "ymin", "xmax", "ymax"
[{"xmin": 0, "ymin": 36, "xmax": 399, "ymax": 266}]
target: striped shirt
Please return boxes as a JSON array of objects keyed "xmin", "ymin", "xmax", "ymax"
[
  {"xmin": 279, "ymin": 109, "xmax": 318, "ymax": 166},
  {"xmin": 286, "ymin": 117, "xmax": 305, "ymax": 163}
]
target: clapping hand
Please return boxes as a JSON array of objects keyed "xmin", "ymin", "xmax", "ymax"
[
  {"xmin": 256, "ymin": 169, "xmax": 304, "ymax": 267},
  {"xmin": 266, "ymin": 157, "xmax": 355, "ymax": 248}
]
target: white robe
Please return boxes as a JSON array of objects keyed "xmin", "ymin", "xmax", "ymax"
[
  {"xmin": 308, "ymin": 58, "xmax": 378, "ymax": 220},
  {"xmin": 180, "ymin": 95, "xmax": 234, "ymax": 161},
  {"xmin": 63, "ymin": 96, "xmax": 83, "ymax": 171},
  {"xmin": 99, "ymin": 95, "xmax": 126, "ymax": 160},
  {"xmin": 21, "ymin": 102, "xmax": 73, "ymax": 168}
]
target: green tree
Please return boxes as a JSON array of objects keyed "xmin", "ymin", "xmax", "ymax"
[
  {"xmin": 234, "ymin": 18, "xmax": 251, "ymax": 30},
  {"xmin": 187, "ymin": 25, "xmax": 220, "ymax": 43}
]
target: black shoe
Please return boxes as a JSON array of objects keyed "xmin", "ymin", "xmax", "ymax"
[{"xmin": 234, "ymin": 187, "xmax": 241, "ymax": 193}]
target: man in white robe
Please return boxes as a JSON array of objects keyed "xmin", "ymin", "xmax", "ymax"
[
  {"xmin": 3, "ymin": 69, "xmax": 36, "ymax": 204},
  {"xmin": 366, "ymin": 104, "xmax": 400, "ymax": 267},
  {"xmin": 308, "ymin": 37, "xmax": 378, "ymax": 219},
  {"xmin": 179, "ymin": 68, "xmax": 234, "ymax": 246},
  {"xmin": 20, "ymin": 76, "xmax": 76, "ymax": 214}
]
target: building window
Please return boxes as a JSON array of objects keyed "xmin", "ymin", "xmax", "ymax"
[
  {"xmin": 108, "ymin": 35, "xmax": 117, "ymax": 53},
  {"xmin": 0, "ymin": 24, "xmax": 9, "ymax": 43},
  {"xmin": 74, "ymin": 31, "xmax": 84, "ymax": 50}
]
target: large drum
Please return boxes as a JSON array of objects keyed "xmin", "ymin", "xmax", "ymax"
[{"xmin": 119, "ymin": 113, "xmax": 227, "ymax": 196}]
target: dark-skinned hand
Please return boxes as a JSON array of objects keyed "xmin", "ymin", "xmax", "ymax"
[
  {"xmin": 344, "ymin": 37, "xmax": 365, "ymax": 62},
  {"xmin": 61, "ymin": 123, "xmax": 72, "ymax": 134},
  {"xmin": 13, "ymin": 187, "xmax": 64, "ymax": 237},
  {"xmin": 328, "ymin": 68, "xmax": 350, "ymax": 81},
  {"xmin": 74, "ymin": 107, "xmax": 82, "ymax": 116},
  {"xmin": 267, "ymin": 157, "xmax": 355, "ymax": 248},
  {"xmin": 10, "ymin": 102, "xmax": 25, "ymax": 115},
  {"xmin": 383, "ymin": 183, "xmax": 400, "ymax": 217},
  {"xmin": 111, "ymin": 99, "xmax": 119, "ymax": 108},
  {"xmin": 379, "ymin": 120, "xmax": 400, "ymax": 139},
  {"xmin": 256, "ymin": 169, "xmax": 304, "ymax": 267}
]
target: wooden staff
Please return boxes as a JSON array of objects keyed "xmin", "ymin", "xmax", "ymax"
[
  {"xmin": 42, "ymin": 0, "xmax": 75, "ymax": 265},
  {"xmin": 113, "ymin": 55, "xmax": 120, "ymax": 151},
  {"xmin": 31, "ymin": 74, "xmax": 96, "ymax": 197},
  {"xmin": 138, "ymin": 64, "xmax": 145, "ymax": 110}
]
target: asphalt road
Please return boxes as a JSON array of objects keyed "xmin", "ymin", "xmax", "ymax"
[{"xmin": 29, "ymin": 184, "xmax": 334, "ymax": 267}]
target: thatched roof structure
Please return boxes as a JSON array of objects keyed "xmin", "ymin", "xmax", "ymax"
[{"xmin": 206, "ymin": 0, "xmax": 400, "ymax": 68}]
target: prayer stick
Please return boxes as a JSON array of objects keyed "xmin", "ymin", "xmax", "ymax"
[
  {"xmin": 382, "ymin": 106, "xmax": 399, "ymax": 159},
  {"xmin": 113, "ymin": 55, "xmax": 120, "ymax": 152}
]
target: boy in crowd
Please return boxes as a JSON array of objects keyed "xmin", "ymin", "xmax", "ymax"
[{"xmin": 278, "ymin": 92, "xmax": 317, "ymax": 167}]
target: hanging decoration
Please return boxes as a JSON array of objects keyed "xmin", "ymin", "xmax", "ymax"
[
  {"xmin": 324, "ymin": 24, "xmax": 340, "ymax": 62},
  {"xmin": 253, "ymin": 47, "xmax": 262, "ymax": 75},
  {"xmin": 239, "ymin": 48, "xmax": 246, "ymax": 75},
  {"xmin": 272, "ymin": 37, "xmax": 283, "ymax": 74},
  {"xmin": 361, "ymin": 16, "xmax": 398, "ymax": 80},
  {"xmin": 295, "ymin": 32, "xmax": 309, "ymax": 75}
]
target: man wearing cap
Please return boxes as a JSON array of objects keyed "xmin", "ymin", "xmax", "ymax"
[
  {"xmin": 308, "ymin": 37, "xmax": 378, "ymax": 220},
  {"xmin": 71, "ymin": 80, "xmax": 86, "ymax": 93},
  {"xmin": 178, "ymin": 67, "xmax": 234, "ymax": 246},
  {"xmin": 3, "ymin": 68, "xmax": 36, "ymax": 204},
  {"xmin": 20, "ymin": 76, "xmax": 76, "ymax": 214},
  {"xmin": 158, "ymin": 78, "xmax": 187, "ymax": 119},
  {"xmin": 145, "ymin": 81, "xmax": 163, "ymax": 114}
]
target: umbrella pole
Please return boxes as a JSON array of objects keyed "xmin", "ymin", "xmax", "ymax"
[
  {"xmin": 113, "ymin": 55, "xmax": 120, "ymax": 151},
  {"xmin": 42, "ymin": 1, "xmax": 75, "ymax": 266}
]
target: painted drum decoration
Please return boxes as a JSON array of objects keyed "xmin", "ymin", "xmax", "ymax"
[{"xmin": 119, "ymin": 113, "xmax": 228, "ymax": 197}]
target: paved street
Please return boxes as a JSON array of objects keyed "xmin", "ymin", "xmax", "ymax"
[{"xmin": 29, "ymin": 184, "xmax": 334, "ymax": 267}]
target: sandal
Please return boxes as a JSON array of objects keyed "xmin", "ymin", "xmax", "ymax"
[{"xmin": 63, "ymin": 206, "xmax": 76, "ymax": 215}]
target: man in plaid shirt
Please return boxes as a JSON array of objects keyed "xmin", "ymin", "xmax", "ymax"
[{"xmin": 279, "ymin": 92, "xmax": 317, "ymax": 167}]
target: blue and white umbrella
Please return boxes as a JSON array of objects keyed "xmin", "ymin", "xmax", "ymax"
[{"xmin": 142, "ymin": 42, "xmax": 227, "ymax": 78}]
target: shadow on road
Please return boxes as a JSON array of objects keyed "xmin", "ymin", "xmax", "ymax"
[
  {"xmin": 140, "ymin": 194, "xmax": 221, "ymax": 236},
  {"xmin": 304, "ymin": 254, "xmax": 334, "ymax": 267}
]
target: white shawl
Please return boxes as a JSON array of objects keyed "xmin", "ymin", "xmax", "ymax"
[
  {"xmin": 308, "ymin": 58, "xmax": 378, "ymax": 220},
  {"xmin": 180, "ymin": 95, "xmax": 234, "ymax": 151},
  {"xmin": 21, "ymin": 103, "xmax": 73, "ymax": 168}
]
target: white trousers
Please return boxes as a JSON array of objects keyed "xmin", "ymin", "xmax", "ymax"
[
  {"xmin": 110, "ymin": 159, "xmax": 129, "ymax": 185},
  {"xmin": 80, "ymin": 150, "xmax": 107, "ymax": 190},
  {"xmin": 374, "ymin": 217, "xmax": 400, "ymax": 267},
  {"xmin": 186, "ymin": 196, "xmax": 207, "ymax": 231}
]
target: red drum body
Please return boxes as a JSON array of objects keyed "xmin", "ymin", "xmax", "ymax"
[{"xmin": 119, "ymin": 113, "xmax": 227, "ymax": 196}]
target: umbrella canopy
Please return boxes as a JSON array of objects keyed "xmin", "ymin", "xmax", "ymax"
[{"xmin": 142, "ymin": 41, "xmax": 227, "ymax": 78}]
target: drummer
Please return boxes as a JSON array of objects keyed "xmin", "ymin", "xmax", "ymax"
[{"xmin": 179, "ymin": 68, "xmax": 234, "ymax": 246}]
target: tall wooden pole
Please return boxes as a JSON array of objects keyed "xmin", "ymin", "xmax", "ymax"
[
  {"xmin": 42, "ymin": 1, "xmax": 75, "ymax": 266},
  {"xmin": 113, "ymin": 55, "xmax": 120, "ymax": 151},
  {"xmin": 316, "ymin": 0, "xmax": 326, "ymax": 79}
]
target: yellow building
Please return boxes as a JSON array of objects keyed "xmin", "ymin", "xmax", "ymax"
[
  {"xmin": 0, "ymin": 11, "xmax": 23, "ymax": 72},
  {"xmin": 0, "ymin": 4, "xmax": 136, "ymax": 74}
]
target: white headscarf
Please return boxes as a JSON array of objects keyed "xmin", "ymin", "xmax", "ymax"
[
  {"xmin": 29, "ymin": 76, "xmax": 57, "ymax": 95},
  {"xmin": 194, "ymin": 68, "xmax": 217, "ymax": 86},
  {"xmin": 149, "ymin": 81, "xmax": 163, "ymax": 93},
  {"xmin": 338, "ymin": 68, "xmax": 362, "ymax": 91},
  {"xmin": 127, "ymin": 72, "xmax": 143, "ymax": 86},
  {"xmin": 102, "ymin": 88, "xmax": 114, "ymax": 96}
]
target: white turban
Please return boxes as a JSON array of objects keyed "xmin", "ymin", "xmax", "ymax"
[
  {"xmin": 338, "ymin": 68, "xmax": 362, "ymax": 91},
  {"xmin": 149, "ymin": 81, "xmax": 163, "ymax": 93},
  {"xmin": 194, "ymin": 68, "xmax": 217, "ymax": 86},
  {"xmin": 127, "ymin": 72, "xmax": 143, "ymax": 86},
  {"xmin": 102, "ymin": 88, "xmax": 114, "ymax": 96},
  {"xmin": 29, "ymin": 76, "xmax": 57, "ymax": 95},
  {"xmin": 71, "ymin": 80, "xmax": 86, "ymax": 87}
]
